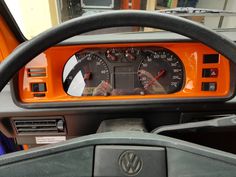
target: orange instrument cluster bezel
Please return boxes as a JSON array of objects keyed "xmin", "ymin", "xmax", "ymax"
[{"xmin": 17, "ymin": 42, "xmax": 231, "ymax": 104}]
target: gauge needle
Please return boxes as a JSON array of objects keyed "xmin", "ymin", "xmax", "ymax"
[
  {"xmin": 144, "ymin": 69, "xmax": 165, "ymax": 89},
  {"xmin": 126, "ymin": 53, "xmax": 135, "ymax": 60},
  {"xmin": 82, "ymin": 66, "xmax": 92, "ymax": 80},
  {"xmin": 83, "ymin": 72, "xmax": 91, "ymax": 80}
]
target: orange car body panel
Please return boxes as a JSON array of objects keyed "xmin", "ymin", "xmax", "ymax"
[{"xmin": 0, "ymin": 16, "xmax": 19, "ymax": 61}]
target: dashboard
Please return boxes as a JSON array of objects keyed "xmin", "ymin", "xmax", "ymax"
[
  {"xmin": 1, "ymin": 1, "xmax": 236, "ymax": 155},
  {"xmin": 16, "ymin": 42, "xmax": 231, "ymax": 105},
  {"xmin": 0, "ymin": 29, "xmax": 235, "ymax": 146}
]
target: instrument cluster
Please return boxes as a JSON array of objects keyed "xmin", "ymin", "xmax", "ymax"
[
  {"xmin": 17, "ymin": 42, "xmax": 231, "ymax": 105},
  {"xmin": 62, "ymin": 47, "xmax": 184, "ymax": 97}
]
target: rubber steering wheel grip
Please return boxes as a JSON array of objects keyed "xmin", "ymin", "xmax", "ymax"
[{"xmin": 1, "ymin": 10, "xmax": 236, "ymax": 92}]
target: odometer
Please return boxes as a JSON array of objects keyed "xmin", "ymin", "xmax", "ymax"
[{"xmin": 138, "ymin": 49, "xmax": 184, "ymax": 94}]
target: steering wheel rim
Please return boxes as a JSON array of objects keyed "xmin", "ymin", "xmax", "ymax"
[{"xmin": 1, "ymin": 10, "xmax": 236, "ymax": 92}]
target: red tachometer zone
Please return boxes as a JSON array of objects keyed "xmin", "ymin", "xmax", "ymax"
[
  {"xmin": 138, "ymin": 49, "xmax": 184, "ymax": 94},
  {"xmin": 144, "ymin": 69, "xmax": 166, "ymax": 89}
]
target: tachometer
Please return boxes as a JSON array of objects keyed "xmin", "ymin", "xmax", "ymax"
[
  {"xmin": 63, "ymin": 53, "xmax": 110, "ymax": 96},
  {"xmin": 138, "ymin": 49, "xmax": 184, "ymax": 94}
]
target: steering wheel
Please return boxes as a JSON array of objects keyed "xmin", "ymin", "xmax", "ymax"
[
  {"xmin": 0, "ymin": 10, "xmax": 236, "ymax": 92},
  {"xmin": 1, "ymin": 10, "xmax": 236, "ymax": 177}
]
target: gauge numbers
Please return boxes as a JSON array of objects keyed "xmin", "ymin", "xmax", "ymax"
[{"xmin": 139, "ymin": 49, "xmax": 184, "ymax": 94}]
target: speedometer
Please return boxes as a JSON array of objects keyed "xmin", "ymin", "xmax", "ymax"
[
  {"xmin": 63, "ymin": 53, "xmax": 110, "ymax": 96},
  {"xmin": 138, "ymin": 49, "xmax": 184, "ymax": 94}
]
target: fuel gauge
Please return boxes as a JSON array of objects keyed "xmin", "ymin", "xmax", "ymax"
[
  {"xmin": 106, "ymin": 48, "xmax": 119, "ymax": 61},
  {"xmin": 125, "ymin": 48, "xmax": 140, "ymax": 61}
]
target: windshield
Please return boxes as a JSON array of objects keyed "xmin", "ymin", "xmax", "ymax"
[{"xmin": 4, "ymin": 0, "xmax": 236, "ymax": 39}]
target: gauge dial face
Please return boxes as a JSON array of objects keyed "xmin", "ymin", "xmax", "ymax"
[
  {"xmin": 63, "ymin": 53, "xmax": 110, "ymax": 96},
  {"xmin": 138, "ymin": 49, "xmax": 184, "ymax": 94},
  {"xmin": 62, "ymin": 47, "xmax": 184, "ymax": 97}
]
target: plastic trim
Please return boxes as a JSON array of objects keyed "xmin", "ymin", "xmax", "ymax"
[{"xmin": 1, "ymin": 132, "xmax": 236, "ymax": 165}]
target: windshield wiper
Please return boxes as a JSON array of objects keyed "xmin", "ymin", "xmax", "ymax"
[
  {"xmin": 152, "ymin": 114, "xmax": 236, "ymax": 134},
  {"xmin": 157, "ymin": 7, "xmax": 236, "ymax": 17}
]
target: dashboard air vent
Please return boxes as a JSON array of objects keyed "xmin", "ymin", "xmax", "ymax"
[
  {"xmin": 27, "ymin": 68, "xmax": 46, "ymax": 77},
  {"xmin": 13, "ymin": 117, "xmax": 66, "ymax": 135}
]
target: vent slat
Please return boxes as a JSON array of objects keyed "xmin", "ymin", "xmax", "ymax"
[
  {"xmin": 27, "ymin": 68, "xmax": 46, "ymax": 77},
  {"xmin": 28, "ymin": 73, "xmax": 46, "ymax": 77},
  {"xmin": 15, "ymin": 124, "xmax": 57, "ymax": 127},
  {"xmin": 28, "ymin": 68, "xmax": 46, "ymax": 72},
  {"xmin": 17, "ymin": 128, "xmax": 58, "ymax": 132},
  {"xmin": 15, "ymin": 120, "xmax": 57, "ymax": 124},
  {"xmin": 15, "ymin": 120, "xmax": 56, "ymax": 122}
]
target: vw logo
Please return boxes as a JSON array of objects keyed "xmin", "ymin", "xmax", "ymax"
[{"xmin": 119, "ymin": 151, "xmax": 143, "ymax": 176}]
